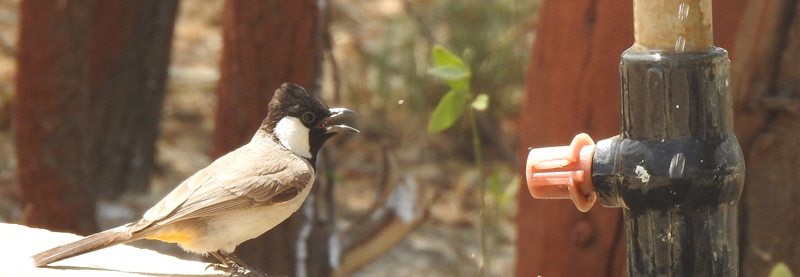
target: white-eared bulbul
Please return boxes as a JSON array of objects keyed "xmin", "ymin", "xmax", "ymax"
[{"xmin": 31, "ymin": 83, "xmax": 358, "ymax": 276}]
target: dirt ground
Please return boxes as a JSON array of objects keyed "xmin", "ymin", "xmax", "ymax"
[{"xmin": 0, "ymin": 1, "xmax": 525, "ymax": 276}]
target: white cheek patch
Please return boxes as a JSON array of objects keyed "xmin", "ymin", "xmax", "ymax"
[{"xmin": 275, "ymin": 116, "xmax": 312, "ymax": 159}]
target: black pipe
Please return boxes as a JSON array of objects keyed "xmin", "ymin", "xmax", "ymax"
[{"xmin": 591, "ymin": 47, "xmax": 745, "ymax": 276}]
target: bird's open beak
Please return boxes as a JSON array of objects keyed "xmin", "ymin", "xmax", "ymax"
[{"xmin": 324, "ymin": 108, "xmax": 359, "ymax": 134}]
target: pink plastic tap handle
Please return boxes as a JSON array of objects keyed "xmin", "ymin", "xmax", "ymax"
[{"xmin": 526, "ymin": 133, "xmax": 597, "ymax": 212}]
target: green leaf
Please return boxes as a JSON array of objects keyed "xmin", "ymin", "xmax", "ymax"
[
  {"xmin": 430, "ymin": 45, "xmax": 470, "ymax": 90},
  {"xmin": 428, "ymin": 65, "xmax": 470, "ymax": 81},
  {"xmin": 432, "ymin": 45, "xmax": 465, "ymax": 68},
  {"xmin": 471, "ymin": 94, "xmax": 489, "ymax": 111},
  {"xmin": 447, "ymin": 79, "xmax": 469, "ymax": 91},
  {"xmin": 428, "ymin": 89, "xmax": 469, "ymax": 133},
  {"xmin": 769, "ymin": 263, "xmax": 794, "ymax": 277}
]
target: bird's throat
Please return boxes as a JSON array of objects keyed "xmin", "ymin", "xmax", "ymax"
[{"xmin": 274, "ymin": 116, "xmax": 312, "ymax": 159}]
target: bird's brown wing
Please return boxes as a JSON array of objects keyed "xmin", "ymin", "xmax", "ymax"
[{"xmin": 128, "ymin": 144, "xmax": 312, "ymax": 234}]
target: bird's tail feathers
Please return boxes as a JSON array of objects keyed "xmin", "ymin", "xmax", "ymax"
[{"xmin": 31, "ymin": 225, "xmax": 142, "ymax": 267}]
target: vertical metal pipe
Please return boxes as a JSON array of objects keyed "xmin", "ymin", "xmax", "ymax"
[
  {"xmin": 632, "ymin": 0, "xmax": 713, "ymax": 53},
  {"xmin": 597, "ymin": 47, "xmax": 744, "ymax": 277}
]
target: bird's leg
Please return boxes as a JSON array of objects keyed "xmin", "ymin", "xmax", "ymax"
[
  {"xmin": 206, "ymin": 250, "xmax": 282, "ymax": 277},
  {"xmin": 207, "ymin": 251, "xmax": 233, "ymax": 272}
]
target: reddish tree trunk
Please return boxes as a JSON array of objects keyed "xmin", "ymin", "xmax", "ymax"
[
  {"xmin": 516, "ymin": 1, "xmax": 631, "ymax": 276},
  {"xmin": 212, "ymin": 1, "xmax": 327, "ymax": 276},
  {"xmin": 16, "ymin": 0, "xmax": 177, "ymax": 234},
  {"xmin": 733, "ymin": 0, "xmax": 800, "ymax": 275},
  {"xmin": 516, "ymin": 1, "xmax": 747, "ymax": 276},
  {"xmin": 212, "ymin": 0, "xmax": 323, "ymax": 158}
]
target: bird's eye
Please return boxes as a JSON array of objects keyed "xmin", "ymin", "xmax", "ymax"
[{"xmin": 301, "ymin": 112, "xmax": 315, "ymax": 123}]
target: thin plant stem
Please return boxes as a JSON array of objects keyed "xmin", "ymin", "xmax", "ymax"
[{"xmin": 468, "ymin": 108, "xmax": 488, "ymax": 277}]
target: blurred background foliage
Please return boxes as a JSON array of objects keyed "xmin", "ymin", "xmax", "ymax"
[
  {"xmin": 325, "ymin": 1, "xmax": 540, "ymax": 274},
  {"xmin": 329, "ymin": 0, "xmax": 537, "ymax": 164}
]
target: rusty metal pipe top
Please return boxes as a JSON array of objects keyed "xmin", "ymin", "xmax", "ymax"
[{"xmin": 632, "ymin": 0, "xmax": 713, "ymax": 53}]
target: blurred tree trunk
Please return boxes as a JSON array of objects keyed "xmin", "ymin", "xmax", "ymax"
[
  {"xmin": 516, "ymin": 1, "xmax": 630, "ymax": 276},
  {"xmin": 212, "ymin": 1, "xmax": 327, "ymax": 276},
  {"xmin": 733, "ymin": 0, "xmax": 800, "ymax": 275},
  {"xmin": 16, "ymin": 0, "xmax": 178, "ymax": 235},
  {"xmin": 516, "ymin": 1, "xmax": 747, "ymax": 276},
  {"xmin": 212, "ymin": 0, "xmax": 323, "ymax": 158}
]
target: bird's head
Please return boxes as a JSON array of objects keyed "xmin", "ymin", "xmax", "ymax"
[{"xmin": 262, "ymin": 83, "xmax": 358, "ymax": 162}]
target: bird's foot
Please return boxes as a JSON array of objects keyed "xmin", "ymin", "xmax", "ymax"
[{"xmin": 207, "ymin": 251, "xmax": 285, "ymax": 277}]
